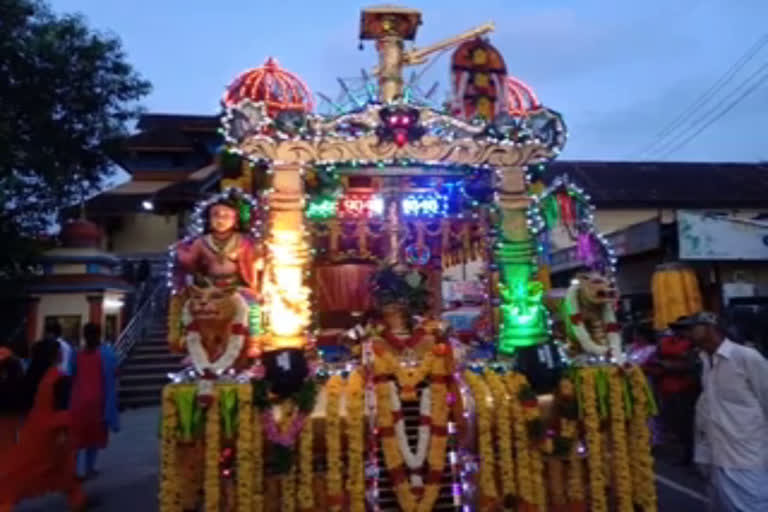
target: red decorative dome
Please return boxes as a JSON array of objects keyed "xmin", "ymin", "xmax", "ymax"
[
  {"xmin": 506, "ymin": 76, "xmax": 540, "ymax": 116},
  {"xmin": 223, "ymin": 57, "xmax": 314, "ymax": 115},
  {"xmin": 60, "ymin": 219, "xmax": 103, "ymax": 249}
]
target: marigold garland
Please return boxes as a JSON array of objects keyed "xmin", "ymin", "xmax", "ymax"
[
  {"xmin": 325, "ymin": 375, "xmax": 344, "ymax": 511},
  {"xmin": 518, "ymin": 376, "xmax": 546, "ymax": 511},
  {"xmin": 281, "ymin": 465, "xmax": 297, "ymax": 512},
  {"xmin": 237, "ymin": 385, "xmax": 254, "ymax": 512},
  {"xmin": 297, "ymin": 413, "xmax": 314, "ymax": 511},
  {"xmin": 557, "ymin": 376, "xmax": 585, "ymax": 508},
  {"xmin": 204, "ymin": 389, "xmax": 221, "ymax": 512},
  {"xmin": 505, "ymin": 372, "xmax": 533, "ymax": 507},
  {"xmin": 252, "ymin": 401, "xmax": 264, "ymax": 512},
  {"xmin": 628, "ymin": 366, "xmax": 657, "ymax": 512},
  {"xmin": 160, "ymin": 386, "xmax": 181, "ymax": 512},
  {"xmin": 609, "ymin": 368, "xmax": 633, "ymax": 512},
  {"xmin": 485, "ymin": 372, "xmax": 516, "ymax": 502},
  {"xmin": 580, "ymin": 368, "xmax": 607, "ymax": 512},
  {"xmin": 421, "ymin": 350, "xmax": 451, "ymax": 511},
  {"xmin": 346, "ymin": 370, "xmax": 366, "ymax": 512},
  {"xmin": 464, "ymin": 371, "xmax": 498, "ymax": 504}
]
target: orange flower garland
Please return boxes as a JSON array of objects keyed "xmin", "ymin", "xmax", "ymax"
[
  {"xmin": 609, "ymin": 368, "xmax": 633, "ymax": 512},
  {"xmin": 505, "ymin": 372, "xmax": 533, "ymax": 507},
  {"xmin": 160, "ymin": 386, "xmax": 181, "ymax": 512},
  {"xmin": 297, "ymin": 412, "xmax": 314, "ymax": 511},
  {"xmin": 485, "ymin": 371, "xmax": 516, "ymax": 503},
  {"xmin": 252, "ymin": 396, "xmax": 264, "ymax": 512},
  {"xmin": 204, "ymin": 391, "xmax": 221, "ymax": 512},
  {"xmin": 346, "ymin": 370, "xmax": 366, "ymax": 512},
  {"xmin": 374, "ymin": 345, "xmax": 451, "ymax": 512},
  {"xmin": 237, "ymin": 384, "xmax": 254, "ymax": 512},
  {"xmin": 325, "ymin": 375, "xmax": 344, "ymax": 512},
  {"xmin": 464, "ymin": 371, "xmax": 498, "ymax": 505},
  {"xmin": 580, "ymin": 368, "xmax": 606, "ymax": 512},
  {"xmin": 628, "ymin": 366, "xmax": 657, "ymax": 511}
]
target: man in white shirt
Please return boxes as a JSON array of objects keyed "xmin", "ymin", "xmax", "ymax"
[
  {"xmin": 44, "ymin": 322, "xmax": 73, "ymax": 376},
  {"xmin": 673, "ymin": 312, "xmax": 768, "ymax": 511}
]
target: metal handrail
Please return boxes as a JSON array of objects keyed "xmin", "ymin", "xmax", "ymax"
[{"xmin": 114, "ymin": 280, "xmax": 167, "ymax": 363}]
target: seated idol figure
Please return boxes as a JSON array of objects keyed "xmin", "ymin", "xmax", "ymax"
[{"xmin": 169, "ymin": 190, "xmax": 266, "ymax": 375}]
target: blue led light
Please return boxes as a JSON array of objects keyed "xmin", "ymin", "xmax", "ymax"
[{"xmin": 400, "ymin": 193, "xmax": 448, "ymax": 217}]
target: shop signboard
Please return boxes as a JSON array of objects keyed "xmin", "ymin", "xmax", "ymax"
[{"xmin": 678, "ymin": 210, "xmax": 768, "ymax": 260}]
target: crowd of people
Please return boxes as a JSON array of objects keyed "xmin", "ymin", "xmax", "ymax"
[
  {"xmin": 629, "ymin": 312, "xmax": 768, "ymax": 511},
  {"xmin": 0, "ymin": 322, "xmax": 120, "ymax": 511}
]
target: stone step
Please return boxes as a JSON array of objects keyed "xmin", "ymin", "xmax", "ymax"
[
  {"xmin": 121, "ymin": 362, "xmax": 185, "ymax": 374},
  {"xmin": 122, "ymin": 353, "xmax": 184, "ymax": 365},
  {"xmin": 120, "ymin": 373, "xmax": 170, "ymax": 387},
  {"xmin": 130, "ymin": 345, "xmax": 172, "ymax": 355}
]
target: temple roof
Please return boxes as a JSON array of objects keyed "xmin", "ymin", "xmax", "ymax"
[{"xmin": 544, "ymin": 161, "xmax": 768, "ymax": 208}]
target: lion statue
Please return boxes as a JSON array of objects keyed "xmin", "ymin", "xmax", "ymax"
[
  {"xmin": 562, "ymin": 272, "xmax": 624, "ymax": 363},
  {"xmin": 169, "ymin": 282, "xmax": 251, "ymax": 376}
]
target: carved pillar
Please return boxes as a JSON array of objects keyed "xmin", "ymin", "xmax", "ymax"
[
  {"xmin": 493, "ymin": 167, "xmax": 548, "ymax": 355},
  {"xmin": 87, "ymin": 295, "xmax": 104, "ymax": 325},
  {"xmin": 25, "ymin": 297, "xmax": 40, "ymax": 345},
  {"xmin": 262, "ymin": 163, "xmax": 311, "ymax": 352},
  {"xmin": 376, "ymin": 36, "xmax": 404, "ymax": 102}
]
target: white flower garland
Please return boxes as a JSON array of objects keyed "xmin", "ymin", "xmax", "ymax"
[
  {"xmin": 389, "ymin": 382, "xmax": 431, "ymax": 488},
  {"xmin": 181, "ymin": 292, "xmax": 249, "ymax": 374},
  {"xmin": 565, "ymin": 281, "xmax": 624, "ymax": 363}
]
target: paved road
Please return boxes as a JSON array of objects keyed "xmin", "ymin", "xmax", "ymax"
[{"xmin": 14, "ymin": 407, "xmax": 708, "ymax": 511}]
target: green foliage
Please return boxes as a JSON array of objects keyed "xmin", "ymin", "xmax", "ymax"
[{"xmin": 0, "ymin": 0, "xmax": 150, "ymax": 276}]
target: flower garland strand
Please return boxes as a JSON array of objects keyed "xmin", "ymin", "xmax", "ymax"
[
  {"xmin": 505, "ymin": 372, "xmax": 533, "ymax": 508},
  {"xmin": 281, "ymin": 465, "xmax": 297, "ymax": 512},
  {"xmin": 557, "ymin": 376, "xmax": 585, "ymax": 510},
  {"xmin": 325, "ymin": 375, "xmax": 344, "ymax": 511},
  {"xmin": 252, "ymin": 398, "xmax": 264, "ymax": 512},
  {"xmin": 346, "ymin": 370, "xmax": 366, "ymax": 512},
  {"xmin": 464, "ymin": 371, "xmax": 498, "ymax": 506},
  {"xmin": 609, "ymin": 368, "xmax": 633, "ymax": 512},
  {"xmin": 485, "ymin": 371, "xmax": 516, "ymax": 504},
  {"xmin": 237, "ymin": 384, "xmax": 254, "ymax": 512},
  {"xmin": 204, "ymin": 391, "xmax": 221, "ymax": 512},
  {"xmin": 628, "ymin": 366, "xmax": 657, "ymax": 511},
  {"xmin": 297, "ymin": 410, "xmax": 314, "ymax": 511},
  {"xmin": 580, "ymin": 368, "xmax": 607, "ymax": 512},
  {"xmin": 160, "ymin": 386, "xmax": 181, "ymax": 512},
  {"xmin": 420, "ymin": 347, "xmax": 452, "ymax": 512}
]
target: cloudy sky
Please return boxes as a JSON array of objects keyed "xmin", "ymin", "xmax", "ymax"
[{"xmin": 52, "ymin": 0, "xmax": 768, "ymax": 162}]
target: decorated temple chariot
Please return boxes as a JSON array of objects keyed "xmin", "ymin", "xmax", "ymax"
[{"xmin": 159, "ymin": 6, "xmax": 658, "ymax": 512}]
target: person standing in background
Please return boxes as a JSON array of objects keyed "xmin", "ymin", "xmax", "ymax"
[
  {"xmin": 673, "ymin": 312, "xmax": 768, "ymax": 511},
  {"xmin": 0, "ymin": 340, "xmax": 85, "ymax": 512},
  {"xmin": 658, "ymin": 322, "xmax": 701, "ymax": 466},
  {"xmin": 0, "ymin": 345, "xmax": 25, "ymax": 454},
  {"xmin": 44, "ymin": 322, "xmax": 74, "ymax": 377},
  {"xmin": 70, "ymin": 323, "xmax": 120, "ymax": 479}
]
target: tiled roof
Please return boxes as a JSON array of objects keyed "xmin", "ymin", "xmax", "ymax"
[
  {"xmin": 544, "ymin": 161, "xmax": 768, "ymax": 208},
  {"xmin": 136, "ymin": 114, "xmax": 219, "ymax": 132}
]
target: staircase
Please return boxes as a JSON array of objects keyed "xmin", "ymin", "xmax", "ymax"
[{"xmin": 117, "ymin": 283, "xmax": 185, "ymax": 408}]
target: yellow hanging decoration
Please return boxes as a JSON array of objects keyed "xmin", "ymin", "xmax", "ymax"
[
  {"xmin": 237, "ymin": 385, "xmax": 254, "ymax": 512},
  {"xmin": 464, "ymin": 371, "xmax": 498, "ymax": 506},
  {"xmin": 252, "ymin": 398, "xmax": 264, "ymax": 512},
  {"xmin": 281, "ymin": 465, "xmax": 297, "ymax": 512},
  {"xmin": 421, "ymin": 349, "xmax": 451, "ymax": 511},
  {"xmin": 325, "ymin": 375, "xmax": 344, "ymax": 511},
  {"xmin": 297, "ymin": 415, "xmax": 314, "ymax": 511},
  {"xmin": 505, "ymin": 372, "xmax": 533, "ymax": 507},
  {"xmin": 628, "ymin": 366, "xmax": 657, "ymax": 511},
  {"xmin": 204, "ymin": 392, "xmax": 221, "ymax": 512},
  {"xmin": 346, "ymin": 371, "xmax": 366, "ymax": 512},
  {"xmin": 159, "ymin": 386, "xmax": 181, "ymax": 512},
  {"xmin": 608, "ymin": 368, "xmax": 633, "ymax": 512},
  {"xmin": 485, "ymin": 372, "xmax": 516, "ymax": 502},
  {"xmin": 581, "ymin": 369, "xmax": 607, "ymax": 512}
]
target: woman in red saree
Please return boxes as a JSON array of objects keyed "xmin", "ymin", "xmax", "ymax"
[
  {"xmin": 70, "ymin": 322, "xmax": 120, "ymax": 478},
  {"xmin": 0, "ymin": 339, "xmax": 85, "ymax": 512},
  {"xmin": 0, "ymin": 346, "xmax": 24, "ymax": 454}
]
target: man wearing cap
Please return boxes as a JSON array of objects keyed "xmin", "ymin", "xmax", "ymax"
[{"xmin": 672, "ymin": 312, "xmax": 768, "ymax": 511}]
